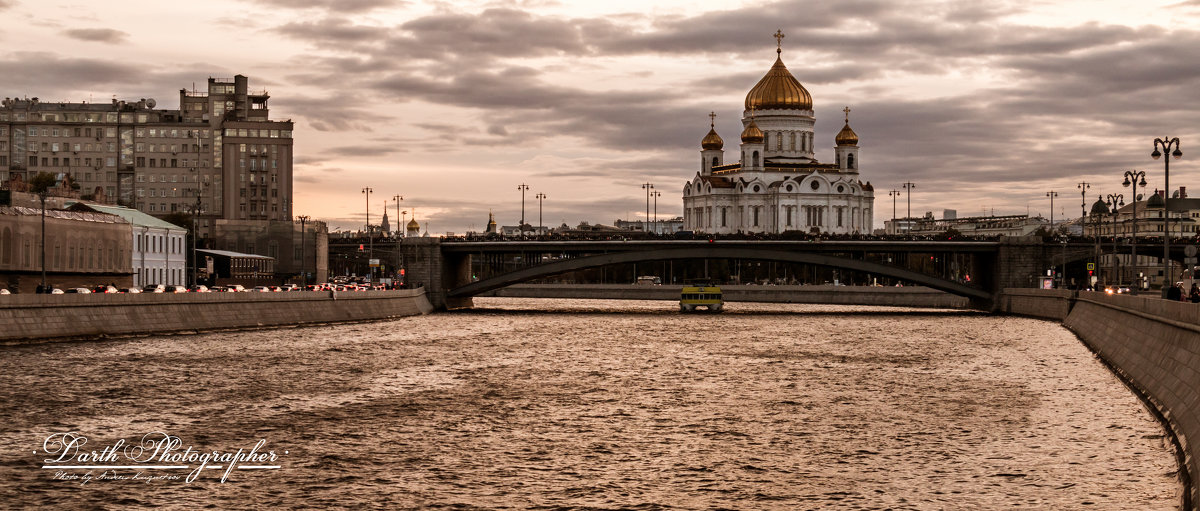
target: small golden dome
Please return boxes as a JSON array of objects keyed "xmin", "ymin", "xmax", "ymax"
[
  {"xmin": 740, "ymin": 119, "xmax": 764, "ymax": 144},
  {"xmin": 836, "ymin": 123, "xmax": 858, "ymax": 146},
  {"xmin": 745, "ymin": 56, "xmax": 812, "ymax": 111},
  {"xmin": 835, "ymin": 106, "xmax": 858, "ymax": 146},
  {"xmin": 701, "ymin": 127, "xmax": 724, "ymax": 150},
  {"xmin": 407, "ymin": 218, "xmax": 420, "ymax": 231}
]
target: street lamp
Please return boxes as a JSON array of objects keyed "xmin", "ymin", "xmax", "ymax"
[
  {"xmin": 1123, "ymin": 170, "xmax": 1147, "ymax": 293},
  {"xmin": 902, "ymin": 182, "xmax": 916, "ymax": 233},
  {"xmin": 887, "ymin": 189, "xmax": 900, "ymax": 234},
  {"xmin": 535, "ymin": 192, "xmax": 546, "ymax": 235},
  {"xmin": 393, "ymin": 195, "xmax": 403, "ymax": 238},
  {"xmin": 1046, "ymin": 191, "xmax": 1058, "ymax": 234},
  {"xmin": 1077, "ymin": 182, "xmax": 1090, "ymax": 218},
  {"xmin": 642, "ymin": 183, "xmax": 653, "ymax": 233},
  {"xmin": 362, "ymin": 187, "xmax": 373, "ymax": 282},
  {"xmin": 517, "ymin": 183, "xmax": 530, "ymax": 237},
  {"xmin": 1106, "ymin": 193, "xmax": 1125, "ymax": 288},
  {"xmin": 1152, "ymin": 137, "xmax": 1182, "ymax": 297},
  {"xmin": 652, "ymin": 190, "xmax": 662, "ymax": 235},
  {"xmin": 297, "ymin": 215, "xmax": 309, "ymax": 286},
  {"xmin": 38, "ymin": 190, "xmax": 47, "ymax": 291}
]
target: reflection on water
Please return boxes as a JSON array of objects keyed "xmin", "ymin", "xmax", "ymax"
[{"xmin": 0, "ymin": 298, "xmax": 1179, "ymax": 509}]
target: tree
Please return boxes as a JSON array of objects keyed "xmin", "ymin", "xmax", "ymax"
[{"xmin": 29, "ymin": 172, "xmax": 57, "ymax": 195}]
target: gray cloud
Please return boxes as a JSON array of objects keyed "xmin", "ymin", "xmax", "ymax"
[
  {"xmin": 323, "ymin": 145, "xmax": 404, "ymax": 157},
  {"xmin": 246, "ymin": 0, "xmax": 399, "ymax": 13},
  {"xmin": 63, "ymin": 28, "xmax": 129, "ymax": 44},
  {"xmin": 261, "ymin": 1, "xmax": 1200, "ymax": 229}
]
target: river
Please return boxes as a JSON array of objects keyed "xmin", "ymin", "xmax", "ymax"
[{"xmin": 0, "ymin": 298, "xmax": 1180, "ymax": 509}]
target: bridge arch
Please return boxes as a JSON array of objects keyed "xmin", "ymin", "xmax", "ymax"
[{"xmin": 449, "ymin": 246, "xmax": 991, "ymax": 300}]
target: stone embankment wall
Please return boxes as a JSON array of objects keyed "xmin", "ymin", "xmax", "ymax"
[
  {"xmin": 481, "ymin": 284, "xmax": 968, "ymax": 308},
  {"xmin": 1001, "ymin": 288, "xmax": 1199, "ymax": 509},
  {"xmin": 0, "ymin": 289, "xmax": 434, "ymax": 342}
]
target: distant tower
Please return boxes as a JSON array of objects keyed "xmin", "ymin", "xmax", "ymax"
[
  {"xmin": 834, "ymin": 106, "xmax": 860, "ymax": 171},
  {"xmin": 381, "ymin": 210, "xmax": 391, "ymax": 235},
  {"xmin": 486, "ymin": 210, "xmax": 498, "ymax": 234},
  {"xmin": 700, "ymin": 111, "xmax": 724, "ymax": 175},
  {"xmin": 406, "ymin": 209, "xmax": 420, "ymax": 236}
]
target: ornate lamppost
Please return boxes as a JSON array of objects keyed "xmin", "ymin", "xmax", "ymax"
[
  {"xmin": 1077, "ymin": 182, "xmax": 1090, "ymax": 217},
  {"xmin": 535, "ymin": 192, "xmax": 546, "ymax": 235},
  {"xmin": 362, "ymin": 187, "xmax": 373, "ymax": 281},
  {"xmin": 1106, "ymin": 193, "xmax": 1125, "ymax": 289},
  {"xmin": 1046, "ymin": 191, "xmax": 1058, "ymax": 234},
  {"xmin": 652, "ymin": 190, "xmax": 662, "ymax": 235},
  {"xmin": 1152, "ymin": 137, "xmax": 1182, "ymax": 296},
  {"xmin": 641, "ymin": 183, "xmax": 653, "ymax": 233},
  {"xmin": 298, "ymin": 215, "xmax": 309, "ymax": 287},
  {"xmin": 902, "ymin": 182, "xmax": 916, "ymax": 233},
  {"xmin": 888, "ymin": 189, "xmax": 900, "ymax": 234},
  {"xmin": 1123, "ymin": 170, "xmax": 1147, "ymax": 293}
]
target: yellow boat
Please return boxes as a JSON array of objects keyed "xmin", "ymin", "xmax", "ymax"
[{"xmin": 680, "ymin": 283, "xmax": 723, "ymax": 312}]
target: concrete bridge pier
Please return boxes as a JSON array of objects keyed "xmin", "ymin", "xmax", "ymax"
[{"xmin": 401, "ymin": 237, "xmax": 473, "ymax": 310}]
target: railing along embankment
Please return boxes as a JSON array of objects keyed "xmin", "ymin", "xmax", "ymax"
[{"xmin": 0, "ymin": 289, "xmax": 434, "ymax": 343}]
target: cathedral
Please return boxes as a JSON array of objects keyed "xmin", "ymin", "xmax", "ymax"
[{"xmin": 683, "ymin": 31, "xmax": 874, "ymax": 235}]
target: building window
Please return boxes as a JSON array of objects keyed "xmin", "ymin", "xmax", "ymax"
[{"xmin": 847, "ymin": 154, "xmax": 855, "ymax": 169}]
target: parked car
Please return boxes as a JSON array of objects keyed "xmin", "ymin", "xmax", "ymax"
[
  {"xmin": 49, "ymin": 288, "xmax": 65, "ymax": 294},
  {"xmin": 226, "ymin": 284, "xmax": 246, "ymax": 292},
  {"xmin": 280, "ymin": 284, "xmax": 299, "ymax": 292},
  {"xmin": 65, "ymin": 288, "xmax": 92, "ymax": 294},
  {"xmin": 164, "ymin": 285, "xmax": 188, "ymax": 293},
  {"xmin": 143, "ymin": 284, "xmax": 166, "ymax": 293},
  {"xmin": 251, "ymin": 286, "xmax": 271, "ymax": 292},
  {"xmin": 188, "ymin": 285, "xmax": 210, "ymax": 293},
  {"xmin": 0, "ymin": 288, "xmax": 10, "ymax": 295},
  {"xmin": 92, "ymin": 285, "xmax": 119, "ymax": 294},
  {"xmin": 119, "ymin": 287, "xmax": 142, "ymax": 294}
]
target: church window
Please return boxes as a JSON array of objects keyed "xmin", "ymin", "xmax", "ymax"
[
  {"xmin": 836, "ymin": 154, "xmax": 840, "ymax": 166},
  {"xmin": 837, "ymin": 185, "xmax": 845, "ymax": 193},
  {"xmin": 810, "ymin": 181, "xmax": 819, "ymax": 191},
  {"xmin": 837, "ymin": 208, "xmax": 844, "ymax": 228},
  {"xmin": 753, "ymin": 207, "xmax": 760, "ymax": 227},
  {"xmin": 753, "ymin": 185, "xmax": 760, "ymax": 192},
  {"xmin": 790, "ymin": 133, "xmax": 796, "ymax": 151},
  {"xmin": 786, "ymin": 207, "xmax": 793, "ymax": 226},
  {"xmin": 776, "ymin": 133, "xmax": 782, "ymax": 150},
  {"xmin": 752, "ymin": 151, "xmax": 759, "ymax": 167},
  {"xmin": 847, "ymin": 154, "xmax": 855, "ymax": 169},
  {"xmin": 721, "ymin": 208, "xmax": 728, "ymax": 227},
  {"xmin": 712, "ymin": 156, "xmax": 718, "ymax": 167}
]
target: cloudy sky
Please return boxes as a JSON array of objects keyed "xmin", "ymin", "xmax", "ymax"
[{"xmin": 4, "ymin": 0, "xmax": 1199, "ymax": 233}]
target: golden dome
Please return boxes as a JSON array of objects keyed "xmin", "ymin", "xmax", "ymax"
[
  {"xmin": 744, "ymin": 56, "xmax": 812, "ymax": 111},
  {"xmin": 701, "ymin": 127, "xmax": 724, "ymax": 150},
  {"xmin": 835, "ymin": 106, "xmax": 858, "ymax": 146},
  {"xmin": 740, "ymin": 119, "xmax": 764, "ymax": 144},
  {"xmin": 407, "ymin": 218, "xmax": 420, "ymax": 231},
  {"xmin": 836, "ymin": 123, "xmax": 858, "ymax": 146}
]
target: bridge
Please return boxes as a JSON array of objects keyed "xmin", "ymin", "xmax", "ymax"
[{"xmin": 401, "ymin": 237, "xmax": 1119, "ymax": 310}]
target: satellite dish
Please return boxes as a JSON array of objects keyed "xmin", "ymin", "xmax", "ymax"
[{"xmin": 146, "ymin": 98, "xmax": 156, "ymax": 108}]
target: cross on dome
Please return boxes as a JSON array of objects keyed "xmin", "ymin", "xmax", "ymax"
[
  {"xmin": 843, "ymin": 106, "xmax": 851, "ymax": 122},
  {"xmin": 773, "ymin": 29, "xmax": 784, "ymax": 55},
  {"xmin": 709, "ymin": 111, "xmax": 716, "ymax": 127}
]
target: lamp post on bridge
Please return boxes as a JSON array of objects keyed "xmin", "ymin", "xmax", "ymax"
[
  {"xmin": 1152, "ymin": 137, "xmax": 1182, "ymax": 296},
  {"xmin": 1046, "ymin": 191, "xmax": 1058, "ymax": 234},
  {"xmin": 902, "ymin": 182, "xmax": 916, "ymax": 234},
  {"xmin": 298, "ymin": 215, "xmax": 309, "ymax": 287},
  {"xmin": 888, "ymin": 189, "xmax": 900, "ymax": 235},
  {"xmin": 1123, "ymin": 170, "xmax": 1147, "ymax": 294},
  {"xmin": 1106, "ymin": 193, "xmax": 1125, "ymax": 289},
  {"xmin": 517, "ymin": 184, "xmax": 530, "ymax": 236},
  {"xmin": 641, "ymin": 183, "xmax": 653, "ymax": 234},
  {"xmin": 652, "ymin": 190, "xmax": 661, "ymax": 235},
  {"xmin": 1077, "ymin": 182, "xmax": 1090, "ymax": 218},
  {"xmin": 362, "ymin": 187, "xmax": 373, "ymax": 282},
  {"xmin": 535, "ymin": 192, "xmax": 546, "ymax": 236}
]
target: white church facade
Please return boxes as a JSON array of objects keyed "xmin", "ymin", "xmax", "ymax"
[{"xmin": 683, "ymin": 32, "xmax": 874, "ymax": 235}]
